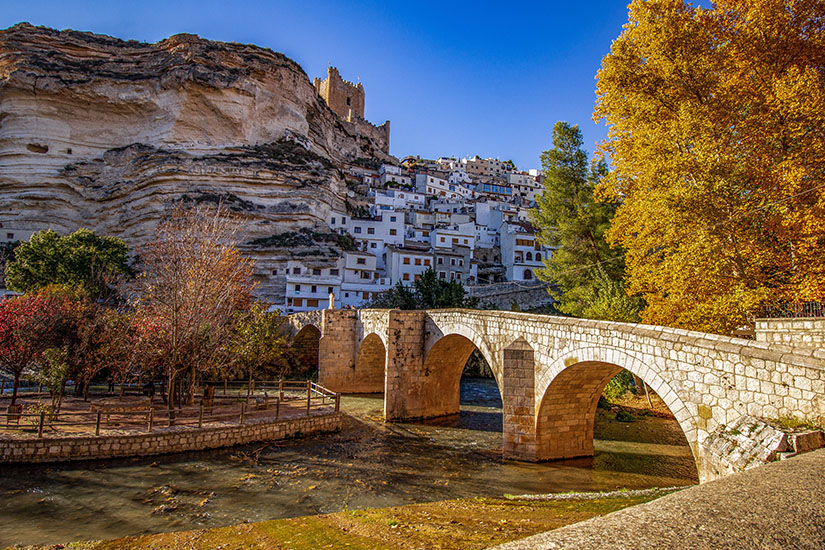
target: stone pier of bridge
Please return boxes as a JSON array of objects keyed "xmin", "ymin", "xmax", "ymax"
[{"xmin": 301, "ymin": 308, "xmax": 825, "ymax": 482}]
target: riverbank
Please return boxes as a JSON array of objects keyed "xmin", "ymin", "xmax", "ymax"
[
  {"xmin": 6, "ymin": 490, "xmax": 674, "ymax": 550},
  {"xmin": 0, "ymin": 381, "xmax": 697, "ymax": 547}
]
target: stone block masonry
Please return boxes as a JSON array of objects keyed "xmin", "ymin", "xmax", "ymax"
[
  {"xmin": 0, "ymin": 412, "xmax": 342, "ymax": 464},
  {"xmin": 318, "ymin": 307, "xmax": 825, "ymax": 483},
  {"xmin": 755, "ymin": 317, "xmax": 825, "ymax": 348}
]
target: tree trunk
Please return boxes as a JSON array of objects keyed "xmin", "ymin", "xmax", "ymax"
[{"xmin": 11, "ymin": 370, "xmax": 20, "ymax": 405}]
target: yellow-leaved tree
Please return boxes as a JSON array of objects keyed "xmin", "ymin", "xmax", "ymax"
[{"xmin": 595, "ymin": 0, "xmax": 825, "ymax": 334}]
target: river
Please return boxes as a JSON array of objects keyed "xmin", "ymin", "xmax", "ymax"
[{"xmin": 0, "ymin": 378, "xmax": 697, "ymax": 547}]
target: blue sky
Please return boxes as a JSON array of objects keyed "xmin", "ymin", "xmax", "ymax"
[{"xmin": 0, "ymin": 0, "xmax": 635, "ymax": 170}]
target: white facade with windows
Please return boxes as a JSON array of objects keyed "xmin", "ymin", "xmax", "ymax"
[
  {"xmin": 386, "ymin": 244, "xmax": 434, "ymax": 285},
  {"xmin": 284, "ymin": 259, "xmax": 343, "ymax": 313},
  {"xmin": 499, "ymin": 223, "xmax": 551, "ymax": 282}
]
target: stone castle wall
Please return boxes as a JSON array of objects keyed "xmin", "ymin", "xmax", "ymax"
[
  {"xmin": 314, "ymin": 67, "xmax": 365, "ymax": 121},
  {"xmin": 0, "ymin": 413, "xmax": 342, "ymax": 463}
]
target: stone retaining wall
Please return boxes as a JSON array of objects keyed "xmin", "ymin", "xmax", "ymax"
[
  {"xmin": 755, "ymin": 318, "xmax": 825, "ymax": 347},
  {"xmin": 0, "ymin": 412, "xmax": 342, "ymax": 463},
  {"xmin": 465, "ymin": 281, "xmax": 553, "ymax": 310}
]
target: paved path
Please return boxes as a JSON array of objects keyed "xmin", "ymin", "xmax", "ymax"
[{"xmin": 495, "ymin": 449, "xmax": 825, "ymax": 550}]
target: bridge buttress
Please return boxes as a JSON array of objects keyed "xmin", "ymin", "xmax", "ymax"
[
  {"xmin": 502, "ymin": 338, "xmax": 539, "ymax": 460},
  {"xmin": 318, "ymin": 309, "xmax": 359, "ymax": 392},
  {"xmin": 384, "ymin": 310, "xmax": 429, "ymax": 421}
]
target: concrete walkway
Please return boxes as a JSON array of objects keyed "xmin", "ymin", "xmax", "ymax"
[{"xmin": 495, "ymin": 449, "xmax": 825, "ymax": 550}]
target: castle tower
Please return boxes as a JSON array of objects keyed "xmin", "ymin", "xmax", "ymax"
[{"xmin": 313, "ymin": 67, "xmax": 365, "ymax": 122}]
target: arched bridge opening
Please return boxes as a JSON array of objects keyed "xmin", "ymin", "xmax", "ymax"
[
  {"xmin": 353, "ymin": 333, "xmax": 387, "ymax": 394},
  {"xmin": 536, "ymin": 359, "xmax": 699, "ymax": 481},
  {"xmin": 290, "ymin": 324, "xmax": 321, "ymax": 378}
]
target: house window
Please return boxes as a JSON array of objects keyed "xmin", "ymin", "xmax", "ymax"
[
  {"xmin": 403, "ymin": 273, "xmax": 410, "ymax": 281},
  {"xmin": 331, "ymin": 217, "xmax": 336, "ymax": 225},
  {"xmin": 459, "ymin": 260, "xmax": 463, "ymax": 266},
  {"xmin": 437, "ymin": 257, "xmax": 443, "ymax": 265},
  {"xmin": 452, "ymin": 238, "xmax": 458, "ymax": 244},
  {"xmin": 526, "ymin": 252, "xmax": 532, "ymax": 261},
  {"xmin": 439, "ymin": 271, "xmax": 446, "ymax": 279},
  {"xmin": 451, "ymin": 258, "xmax": 456, "ymax": 266},
  {"xmin": 415, "ymin": 258, "xmax": 421, "ymax": 266},
  {"xmin": 390, "ymin": 216, "xmax": 396, "ymax": 222},
  {"xmin": 328, "ymin": 287, "xmax": 334, "ymax": 294},
  {"xmin": 295, "ymin": 285, "xmax": 301, "ymax": 292},
  {"xmin": 311, "ymin": 286, "xmax": 317, "ymax": 293},
  {"xmin": 440, "ymin": 237, "xmax": 445, "ymax": 243},
  {"xmin": 536, "ymin": 253, "xmax": 542, "ymax": 261},
  {"xmin": 354, "ymin": 227, "xmax": 362, "ymax": 234},
  {"xmin": 524, "ymin": 269, "xmax": 533, "ymax": 280},
  {"xmin": 271, "ymin": 269, "xmax": 278, "ymax": 275},
  {"xmin": 374, "ymin": 272, "xmax": 380, "ymax": 279},
  {"xmin": 330, "ymin": 269, "xmax": 340, "ymax": 276},
  {"xmin": 361, "ymin": 271, "xmax": 371, "ymax": 279},
  {"xmin": 6, "ymin": 233, "xmax": 13, "ymax": 240},
  {"xmin": 346, "ymin": 96, "xmax": 351, "ymax": 106},
  {"xmin": 357, "ymin": 258, "xmax": 366, "ymax": 265},
  {"xmin": 293, "ymin": 267, "xmax": 301, "ymax": 274},
  {"xmin": 313, "ymin": 268, "xmax": 322, "ymax": 275},
  {"xmin": 456, "ymin": 273, "xmax": 462, "ymax": 280},
  {"xmin": 367, "ymin": 227, "xmax": 375, "ymax": 235},
  {"xmin": 389, "ymin": 229, "xmax": 397, "ymax": 236},
  {"xmin": 293, "ymin": 298, "xmax": 303, "ymax": 307},
  {"xmin": 463, "ymin": 239, "xmax": 468, "ymax": 244},
  {"xmin": 414, "ymin": 274, "xmax": 421, "ymax": 282},
  {"xmin": 371, "ymin": 242, "xmax": 377, "ymax": 248},
  {"xmin": 306, "ymin": 299, "xmax": 319, "ymax": 308},
  {"xmin": 424, "ymin": 259, "xmax": 430, "ymax": 266},
  {"xmin": 403, "ymin": 257, "xmax": 410, "ymax": 265}
]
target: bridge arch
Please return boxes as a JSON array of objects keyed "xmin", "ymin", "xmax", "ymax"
[
  {"xmin": 353, "ymin": 332, "xmax": 387, "ymax": 393},
  {"xmin": 291, "ymin": 324, "xmax": 321, "ymax": 375},
  {"xmin": 416, "ymin": 333, "xmax": 501, "ymax": 419},
  {"xmin": 425, "ymin": 320, "xmax": 501, "ymax": 383},
  {"xmin": 536, "ymin": 346, "xmax": 699, "ymax": 474}
]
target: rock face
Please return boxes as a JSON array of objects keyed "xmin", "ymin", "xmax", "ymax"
[{"xmin": 0, "ymin": 23, "xmax": 393, "ymax": 301}]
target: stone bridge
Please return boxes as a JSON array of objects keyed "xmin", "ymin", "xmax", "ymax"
[{"xmin": 290, "ymin": 308, "xmax": 825, "ymax": 482}]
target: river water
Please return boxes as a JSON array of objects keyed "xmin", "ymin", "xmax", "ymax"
[{"xmin": 0, "ymin": 378, "xmax": 697, "ymax": 547}]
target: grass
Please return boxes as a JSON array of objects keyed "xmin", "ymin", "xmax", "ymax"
[
  {"xmin": 12, "ymin": 494, "xmax": 666, "ymax": 550},
  {"xmin": 770, "ymin": 415, "xmax": 824, "ymax": 432}
]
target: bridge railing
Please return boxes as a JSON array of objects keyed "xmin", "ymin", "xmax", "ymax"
[{"xmin": 757, "ymin": 301, "xmax": 825, "ymax": 319}]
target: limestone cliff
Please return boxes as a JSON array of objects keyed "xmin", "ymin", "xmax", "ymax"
[{"xmin": 0, "ymin": 23, "xmax": 393, "ymax": 300}]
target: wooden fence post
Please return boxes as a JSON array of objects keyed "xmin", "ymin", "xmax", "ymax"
[
  {"xmin": 95, "ymin": 410, "xmax": 102, "ymax": 436},
  {"xmin": 198, "ymin": 402, "xmax": 204, "ymax": 429},
  {"xmin": 275, "ymin": 396, "xmax": 280, "ymax": 420},
  {"xmin": 240, "ymin": 403, "xmax": 246, "ymax": 425},
  {"xmin": 279, "ymin": 379, "xmax": 283, "ymax": 401},
  {"xmin": 148, "ymin": 408, "xmax": 154, "ymax": 432},
  {"xmin": 38, "ymin": 411, "xmax": 45, "ymax": 437},
  {"xmin": 306, "ymin": 382, "xmax": 311, "ymax": 417},
  {"xmin": 335, "ymin": 393, "xmax": 340, "ymax": 413}
]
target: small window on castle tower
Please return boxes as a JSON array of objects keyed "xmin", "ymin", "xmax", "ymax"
[{"xmin": 347, "ymin": 97, "xmax": 352, "ymax": 106}]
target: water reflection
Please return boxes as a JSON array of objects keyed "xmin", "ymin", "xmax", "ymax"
[{"xmin": 0, "ymin": 378, "xmax": 696, "ymax": 547}]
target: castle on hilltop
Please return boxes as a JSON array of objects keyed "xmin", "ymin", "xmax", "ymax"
[{"xmin": 314, "ymin": 67, "xmax": 390, "ymax": 154}]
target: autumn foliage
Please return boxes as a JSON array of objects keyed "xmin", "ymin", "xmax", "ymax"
[{"xmin": 595, "ymin": 0, "xmax": 825, "ymax": 333}]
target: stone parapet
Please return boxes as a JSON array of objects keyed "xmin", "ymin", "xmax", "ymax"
[{"xmin": 0, "ymin": 412, "xmax": 342, "ymax": 464}]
